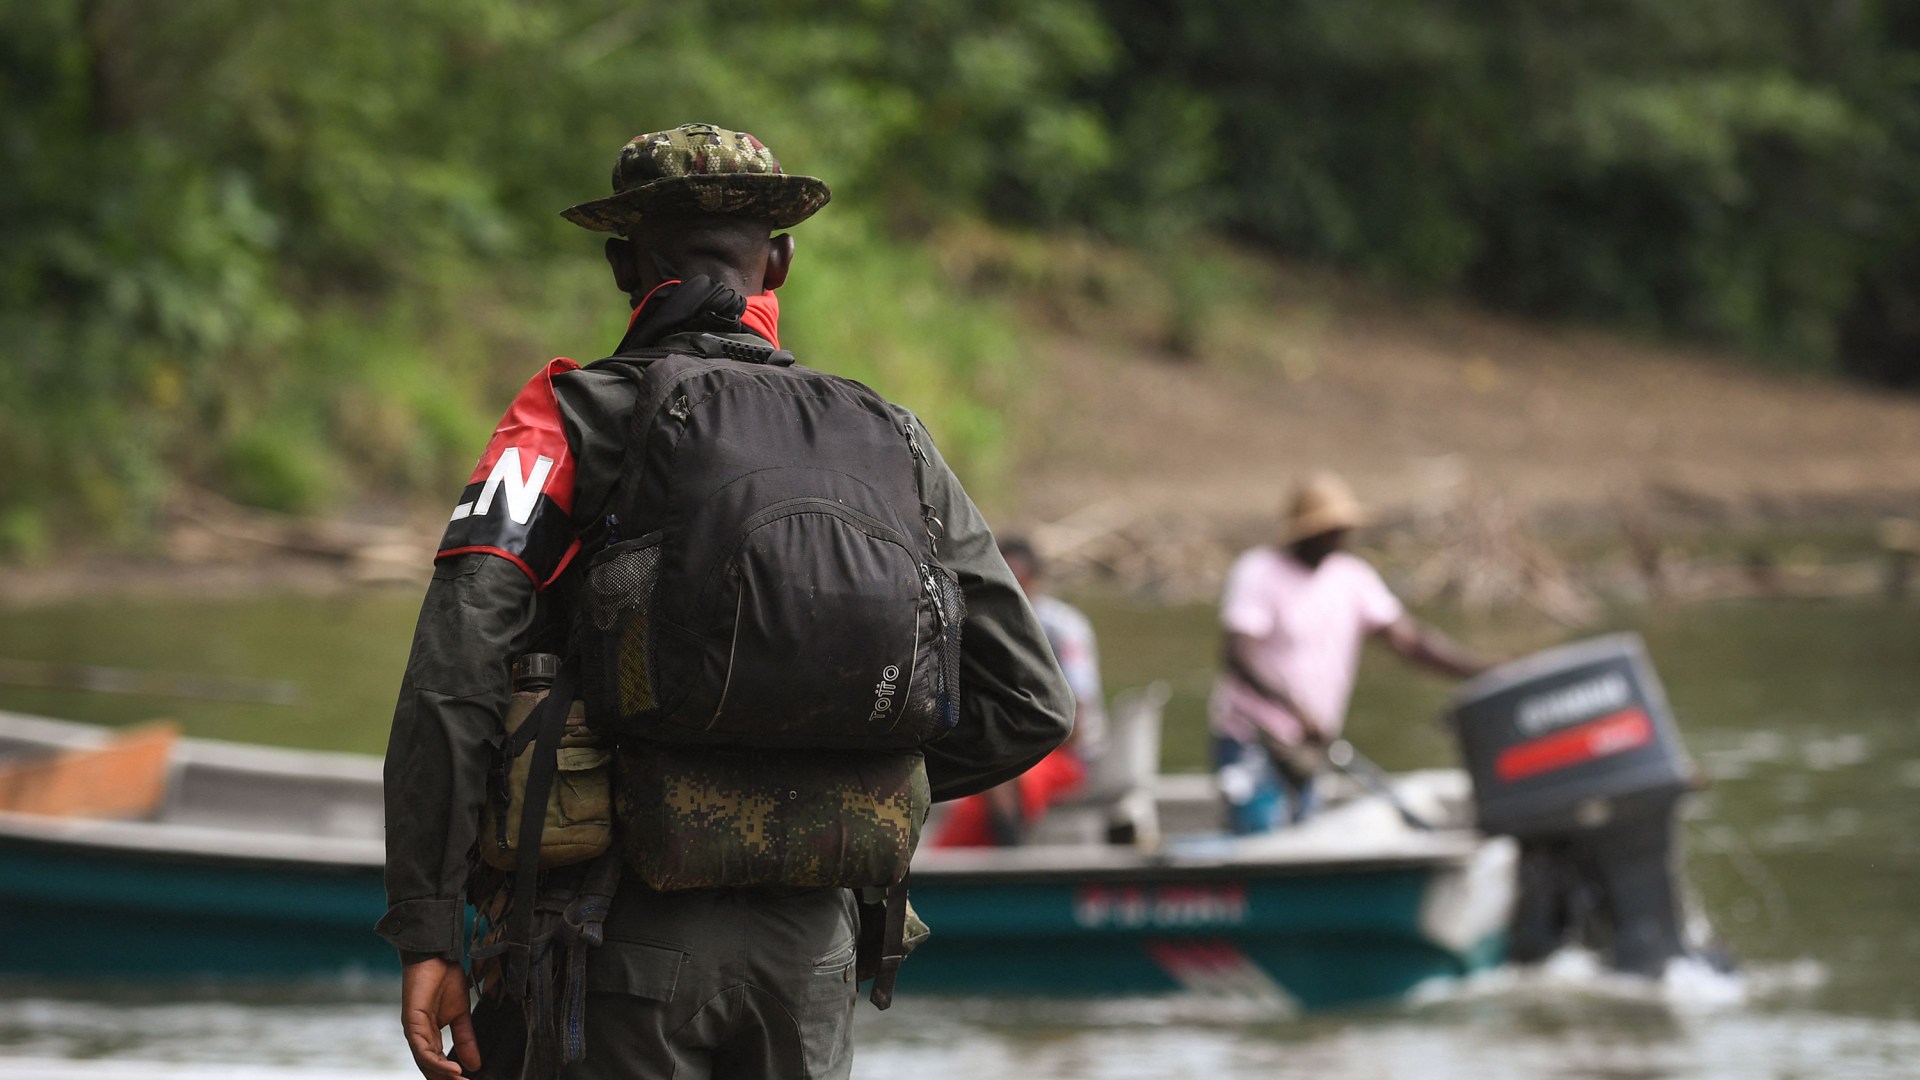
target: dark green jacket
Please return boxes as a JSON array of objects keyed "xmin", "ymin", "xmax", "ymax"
[{"xmin": 376, "ymin": 329, "xmax": 1073, "ymax": 956}]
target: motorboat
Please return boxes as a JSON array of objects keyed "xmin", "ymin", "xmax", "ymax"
[{"xmin": 0, "ymin": 635, "xmax": 1709, "ymax": 1009}]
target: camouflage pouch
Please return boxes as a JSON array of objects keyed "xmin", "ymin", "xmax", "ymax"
[
  {"xmin": 481, "ymin": 690, "xmax": 615, "ymax": 871},
  {"xmin": 616, "ymin": 744, "xmax": 929, "ymax": 890}
]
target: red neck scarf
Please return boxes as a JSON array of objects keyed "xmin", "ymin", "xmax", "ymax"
[{"xmin": 741, "ymin": 292, "xmax": 781, "ymax": 349}]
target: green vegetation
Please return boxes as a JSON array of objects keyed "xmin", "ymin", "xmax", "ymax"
[
  {"xmin": 4, "ymin": 1, "xmax": 1916, "ymax": 552},
  {"xmin": 1103, "ymin": 0, "xmax": 1920, "ymax": 376},
  {"xmin": 0, "ymin": 0, "xmax": 1109, "ymax": 549}
]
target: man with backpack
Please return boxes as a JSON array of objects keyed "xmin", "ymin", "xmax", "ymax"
[{"xmin": 376, "ymin": 124, "xmax": 1073, "ymax": 1080}]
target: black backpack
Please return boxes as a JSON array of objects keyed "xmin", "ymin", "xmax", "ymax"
[{"xmin": 578, "ymin": 334, "xmax": 963, "ymax": 750}]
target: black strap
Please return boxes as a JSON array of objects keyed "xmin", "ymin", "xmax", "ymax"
[
  {"xmin": 591, "ymin": 333, "xmax": 787, "ymax": 371},
  {"xmin": 600, "ymin": 344, "xmax": 772, "ymax": 542},
  {"xmin": 619, "ymin": 335, "xmax": 794, "ymax": 446},
  {"xmin": 867, "ymin": 876, "xmax": 910, "ymax": 1010},
  {"xmin": 557, "ymin": 848, "xmax": 623, "ymax": 1064},
  {"xmin": 686, "ymin": 332, "xmax": 795, "ymax": 366},
  {"xmin": 470, "ymin": 829, "xmax": 621, "ymax": 1076},
  {"xmin": 501, "ymin": 662, "xmax": 577, "ymax": 997}
]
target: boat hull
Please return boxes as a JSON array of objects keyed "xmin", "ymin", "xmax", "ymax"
[
  {"xmin": 905, "ymin": 857, "xmax": 1504, "ymax": 1009},
  {"xmin": 0, "ymin": 826, "xmax": 1503, "ymax": 1006},
  {"xmin": 0, "ymin": 712, "xmax": 1511, "ymax": 1003},
  {"xmin": 0, "ymin": 828, "xmax": 394, "ymax": 981}
]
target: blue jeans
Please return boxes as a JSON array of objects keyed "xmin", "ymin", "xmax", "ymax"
[{"xmin": 1213, "ymin": 735, "xmax": 1319, "ymax": 835}]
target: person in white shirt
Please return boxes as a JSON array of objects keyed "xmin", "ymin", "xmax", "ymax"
[
  {"xmin": 1210, "ymin": 473, "xmax": 1488, "ymax": 833},
  {"xmin": 1005, "ymin": 537, "xmax": 1108, "ymax": 763},
  {"xmin": 934, "ymin": 538, "xmax": 1106, "ymax": 845}
]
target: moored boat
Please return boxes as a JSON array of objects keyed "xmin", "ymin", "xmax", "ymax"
[
  {"xmin": 0, "ymin": 711, "xmax": 390, "ymax": 979},
  {"xmin": 909, "ymin": 772, "xmax": 1515, "ymax": 1009},
  {"xmin": 0, "ymin": 705, "xmax": 1513, "ymax": 1009}
]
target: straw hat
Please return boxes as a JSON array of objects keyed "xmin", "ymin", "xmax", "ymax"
[{"xmin": 1282, "ymin": 472, "xmax": 1369, "ymax": 544}]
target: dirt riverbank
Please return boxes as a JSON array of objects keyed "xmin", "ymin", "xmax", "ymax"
[
  {"xmin": 4, "ymin": 271, "xmax": 1916, "ymax": 611},
  {"xmin": 1001, "ymin": 270, "xmax": 1920, "ymax": 607}
]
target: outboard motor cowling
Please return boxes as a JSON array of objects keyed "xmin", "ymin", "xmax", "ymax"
[{"xmin": 1447, "ymin": 633, "xmax": 1705, "ymax": 975}]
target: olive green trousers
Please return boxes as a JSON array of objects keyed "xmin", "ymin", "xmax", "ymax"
[{"xmin": 548, "ymin": 882, "xmax": 860, "ymax": 1080}]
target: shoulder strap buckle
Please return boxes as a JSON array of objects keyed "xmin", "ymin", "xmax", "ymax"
[{"xmin": 689, "ymin": 333, "xmax": 795, "ymax": 367}]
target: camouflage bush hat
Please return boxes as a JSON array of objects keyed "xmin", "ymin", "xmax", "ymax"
[{"xmin": 561, "ymin": 123, "xmax": 831, "ymax": 233}]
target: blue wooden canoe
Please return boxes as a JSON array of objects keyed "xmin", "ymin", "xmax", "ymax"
[{"xmin": 0, "ymin": 709, "xmax": 1513, "ymax": 1009}]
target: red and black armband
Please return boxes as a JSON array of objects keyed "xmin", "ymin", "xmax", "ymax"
[{"xmin": 437, "ymin": 359, "xmax": 583, "ymax": 587}]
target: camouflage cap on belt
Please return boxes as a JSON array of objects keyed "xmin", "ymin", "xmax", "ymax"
[{"xmin": 561, "ymin": 123, "xmax": 831, "ymax": 233}]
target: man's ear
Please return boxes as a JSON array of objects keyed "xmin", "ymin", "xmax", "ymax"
[
  {"xmin": 605, "ymin": 237, "xmax": 641, "ymax": 297},
  {"xmin": 763, "ymin": 233, "xmax": 796, "ymax": 292}
]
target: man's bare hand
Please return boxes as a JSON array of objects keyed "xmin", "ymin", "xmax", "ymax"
[{"xmin": 401, "ymin": 956, "xmax": 480, "ymax": 1080}]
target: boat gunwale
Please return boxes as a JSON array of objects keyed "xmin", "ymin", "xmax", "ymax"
[
  {"xmin": 0, "ymin": 709, "xmax": 385, "ymax": 784},
  {"xmin": 1, "ymin": 712, "xmax": 1489, "ymax": 881},
  {"xmin": 0, "ymin": 811, "xmax": 383, "ymax": 871},
  {"xmin": 0, "ymin": 809, "xmax": 1482, "ymax": 880},
  {"xmin": 912, "ymin": 837, "xmax": 1486, "ymax": 884}
]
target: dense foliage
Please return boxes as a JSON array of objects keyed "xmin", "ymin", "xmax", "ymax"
[
  {"xmin": 1100, "ymin": 0, "xmax": 1920, "ymax": 378},
  {"xmin": 2, "ymin": 0, "xmax": 1914, "ymax": 551}
]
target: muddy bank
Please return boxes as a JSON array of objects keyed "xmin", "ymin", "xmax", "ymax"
[
  {"xmin": 5, "ymin": 279, "xmax": 1917, "ymax": 612},
  {"xmin": 1000, "ymin": 270, "xmax": 1920, "ymax": 610},
  {"xmin": 5, "ymin": 468, "xmax": 1911, "ymax": 621}
]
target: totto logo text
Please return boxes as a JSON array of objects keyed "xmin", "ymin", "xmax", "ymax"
[{"xmin": 867, "ymin": 665, "xmax": 902, "ymax": 724}]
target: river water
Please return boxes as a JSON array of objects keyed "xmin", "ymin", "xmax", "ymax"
[{"xmin": 0, "ymin": 590, "xmax": 1914, "ymax": 1079}]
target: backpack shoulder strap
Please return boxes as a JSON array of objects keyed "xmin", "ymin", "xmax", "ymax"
[
  {"xmin": 583, "ymin": 346, "xmax": 697, "ymax": 542},
  {"xmin": 587, "ymin": 333, "xmax": 791, "ymax": 371},
  {"xmin": 499, "ymin": 661, "xmax": 579, "ymax": 997},
  {"xmin": 590, "ymin": 335, "xmax": 792, "ymax": 439},
  {"xmin": 590, "ymin": 335, "xmax": 801, "ymax": 540}
]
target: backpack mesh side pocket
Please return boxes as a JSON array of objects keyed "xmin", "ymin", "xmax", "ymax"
[{"xmin": 585, "ymin": 534, "xmax": 666, "ymax": 721}]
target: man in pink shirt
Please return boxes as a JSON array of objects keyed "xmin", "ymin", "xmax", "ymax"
[{"xmin": 1210, "ymin": 474, "xmax": 1488, "ymax": 833}]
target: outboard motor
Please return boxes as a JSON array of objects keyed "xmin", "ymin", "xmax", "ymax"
[{"xmin": 1447, "ymin": 634, "xmax": 1707, "ymax": 976}]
